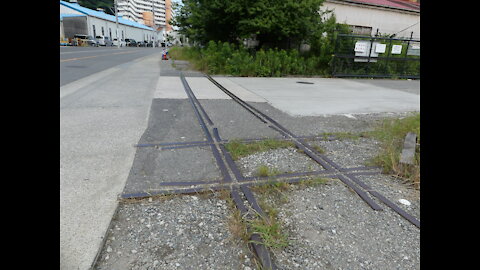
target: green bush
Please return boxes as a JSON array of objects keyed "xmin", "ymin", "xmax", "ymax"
[{"xmin": 169, "ymin": 41, "xmax": 332, "ymax": 77}]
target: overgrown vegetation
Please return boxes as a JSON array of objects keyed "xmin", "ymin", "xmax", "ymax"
[
  {"xmin": 248, "ymin": 210, "xmax": 289, "ymax": 249},
  {"xmin": 366, "ymin": 113, "xmax": 420, "ymax": 187},
  {"xmin": 169, "ymin": 41, "xmax": 338, "ymax": 77},
  {"xmin": 250, "ymin": 183, "xmax": 291, "ymax": 249},
  {"xmin": 169, "ymin": 0, "xmax": 352, "ymax": 77},
  {"xmin": 256, "ymin": 165, "xmax": 282, "ymax": 178},
  {"xmin": 319, "ymin": 131, "xmax": 366, "ymax": 141},
  {"xmin": 247, "ymin": 177, "xmax": 329, "ymax": 249},
  {"xmin": 298, "ymin": 177, "xmax": 330, "ymax": 187},
  {"xmin": 225, "ymin": 139, "xmax": 295, "ymax": 160}
]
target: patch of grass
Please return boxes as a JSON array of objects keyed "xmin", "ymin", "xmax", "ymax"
[
  {"xmin": 251, "ymin": 180, "xmax": 291, "ymax": 203},
  {"xmin": 225, "ymin": 139, "xmax": 295, "ymax": 161},
  {"xmin": 222, "ymin": 188, "xmax": 288, "ymax": 252},
  {"xmin": 228, "ymin": 207, "xmax": 250, "ymax": 243},
  {"xmin": 365, "ymin": 113, "xmax": 420, "ymax": 187},
  {"xmin": 255, "ymin": 165, "xmax": 283, "ymax": 178},
  {"xmin": 218, "ymin": 190, "xmax": 250, "ymax": 244},
  {"xmin": 311, "ymin": 144, "xmax": 325, "ymax": 154},
  {"xmin": 250, "ymin": 182, "xmax": 291, "ymax": 250},
  {"xmin": 320, "ymin": 132, "xmax": 365, "ymax": 141},
  {"xmin": 248, "ymin": 214, "xmax": 289, "ymax": 249},
  {"xmin": 257, "ymin": 165, "xmax": 270, "ymax": 177},
  {"xmin": 247, "ymin": 196, "xmax": 289, "ymax": 250},
  {"xmin": 298, "ymin": 177, "xmax": 330, "ymax": 187}
]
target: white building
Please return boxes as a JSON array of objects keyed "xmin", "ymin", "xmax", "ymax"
[
  {"xmin": 60, "ymin": 0, "xmax": 162, "ymax": 43},
  {"xmin": 322, "ymin": 0, "xmax": 420, "ymax": 39},
  {"xmin": 117, "ymin": 0, "xmax": 169, "ymax": 30}
]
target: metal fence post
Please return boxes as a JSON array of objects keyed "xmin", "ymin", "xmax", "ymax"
[
  {"xmin": 383, "ymin": 37, "xmax": 393, "ymax": 76},
  {"xmin": 400, "ymin": 31, "xmax": 414, "ymax": 76},
  {"xmin": 332, "ymin": 30, "xmax": 339, "ymax": 77},
  {"xmin": 365, "ymin": 29, "xmax": 378, "ymax": 74}
]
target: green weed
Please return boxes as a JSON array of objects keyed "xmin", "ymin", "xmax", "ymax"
[
  {"xmin": 366, "ymin": 113, "xmax": 420, "ymax": 187},
  {"xmin": 225, "ymin": 139, "xmax": 295, "ymax": 161}
]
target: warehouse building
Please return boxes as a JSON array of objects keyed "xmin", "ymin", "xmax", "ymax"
[
  {"xmin": 322, "ymin": 0, "xmax": 420, "ymax": 39},
  {"xmin": 60, "ymin": 0, "xmax": 161, "ymax": 43}
]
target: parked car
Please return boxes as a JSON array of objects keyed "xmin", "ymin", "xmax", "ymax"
[
  {"xmin": 146, "ymin": 41, "xmax": 153, "ymax": 47},
  {"xmin": 125, "ymin": 38, "xmax": 137, "ymax": 47},
  {"xmin": 112, "ymin": 38, "xmax": 126, "ymax": 47},
  {"xmin": 73, "ymin": 34, "xmax": 98, "ymax": 46},
  {"xmin": 96, "ymin": 35, "xmax": 113, "ymax": 46},
  {"xmin": 137, "ymin": 41, "xmax": 146, "ymax": 47}
]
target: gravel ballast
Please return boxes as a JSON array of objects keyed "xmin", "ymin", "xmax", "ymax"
[
  {"xmin": 254, "ymin": 178, "xmax": 420, "ymax": 270},
  {"xmin": 237, "ymin": 147, "xmax": 324, "ymax": 177},
  {"xmin": 94, "ymin": 194, "xmax": 256, "ymax": 270},
  {"xmin": 241, "ymin": 136, "xmax": 420, "ymax": 270}
]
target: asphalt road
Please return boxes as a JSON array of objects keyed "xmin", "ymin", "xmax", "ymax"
[{"xmin": 60, "ymin": 46, "xmax": 163, "ymax": 86}]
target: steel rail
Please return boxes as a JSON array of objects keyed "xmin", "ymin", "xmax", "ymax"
[
  {"xmin": 205, "ymin": 74, "xmax": 422, "ymax": 227},
  {"xmin": 134, "ymin": 134, "xmax": 338, "ymax": 149},
  {"xmin": 205, "ymin": 74, "xmax": 384, "ymax": 210},
  {"xmin": 181, "ymin": 72, "xmax": 278, "ymax": 268},
  {"xmin": 180, "ymin": 72, "xmax": 231, "ymax": 183},
  {"xmin": 231, "ymin": 187, "xmax": 278, "ymax": 270},
  {"xmin": 346, "ymin": 174, "xmax": 420, "ymax": 228}
]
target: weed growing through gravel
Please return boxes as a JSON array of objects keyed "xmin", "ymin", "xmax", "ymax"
[
  {"xmin": 251, "ymin": 180, "xmax": 290, "ymax": 203},
  {"xmin": 366, "ymin": 113, "xmax": 420, "ymax": 188},
  {"xmin": 320, "ymin": 131, "xmax": 366, "ymax": 141},
  {"xmin": 311, "ymin": 144, "xmax": 325, "ymax": 154},
  {"xmin": 248, "ymin": 182, "xmax": 292, "ymax": 249},
  {"xmin": 298, "ymin": 177, "xmax": 330, "ymax": 187},
  {"xmin": 217, "ymin": 190, "xmax": 251, "ymax": 244},
  {"xmin": 248, "ymin": 212, "xmax": 289, "ymax": 249},
  {"xmin": 256, "ymin": 165, "xmax": 283, "ymax": 178},
  {"xmin": 225, "ymin": 139, "xmax": 295, "ymax": 160}
]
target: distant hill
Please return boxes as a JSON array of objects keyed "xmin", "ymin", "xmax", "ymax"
[{"xmin": 78, "ymin": 0, "xmax": 114, "ymax": 15}]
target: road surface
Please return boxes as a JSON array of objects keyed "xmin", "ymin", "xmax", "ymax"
[
  {"xmin": 60, "ymin": 46, "xmax": 162, "ymax": 86},
  {"xmin": 60, "ymin": 46, "xmax": 163, "ymax": 270}
]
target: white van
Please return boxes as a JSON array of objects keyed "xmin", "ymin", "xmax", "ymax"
[
  {"xmin": 112, "ymin": 38, "xmax": 126, "ymax": 47},
  {"xmin": 95, "ymin": 35, "xmax": 113, "ymax": 46}
]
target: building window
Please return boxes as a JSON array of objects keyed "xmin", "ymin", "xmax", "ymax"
[
  {"xmin": 122, "ymin": 30, "xmax": 124, "ymax": 40},
  {"xmin": 101, "ymin": 26, "xmax": 104, "ymax": 36},
  {"xmin": 93, "ymin": 25, "xmax": 96, "ymax": 37},
  {"xmin": 109, "ymin": 28, "xmax": 112, "ymax": 39},
  {"xmin": 348, "ymin": 25, "xmax": 373, "ymax": 36}
]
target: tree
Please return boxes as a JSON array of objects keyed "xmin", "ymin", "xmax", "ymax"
[
  {"xmin": 172, "ymin": 0, "xmax": 327, "ymax": 49},
  {"xmin": 171, "ymin": 0, "xmax": 243, "ymax": 45},
  {"xmin": 78, "ymin": 0, "xmax": 114, "ymax": 15}
]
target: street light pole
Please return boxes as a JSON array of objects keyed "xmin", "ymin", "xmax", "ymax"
[
  {"xmin": 115, "ymin": 0, "xmax": 120, "ymax": 48},
  {"xmin": 152, "ymin": 0, "xmax": 156, "ymax": 48}
]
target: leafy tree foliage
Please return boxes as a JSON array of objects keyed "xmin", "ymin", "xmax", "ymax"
[
  {"xmin": 172, "ymin": 0, "xmax": 328, "ymax": 49},
  {"xmin": 78, "ymin": 0, "xmax": 114, "ymax": 15}
]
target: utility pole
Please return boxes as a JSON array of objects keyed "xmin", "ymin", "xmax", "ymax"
[{"xmin": 115, "ymin": 0, "xmax": 120, "ymax": 48}]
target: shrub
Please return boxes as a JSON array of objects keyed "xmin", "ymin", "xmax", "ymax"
[{"xmin": 169, "ymin": 41, "xmax": 331, "ymax": 76}]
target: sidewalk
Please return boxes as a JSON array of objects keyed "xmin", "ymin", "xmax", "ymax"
[{"xmin": 60, "ymin": 52, "xmax": 162, "ymax": 270}]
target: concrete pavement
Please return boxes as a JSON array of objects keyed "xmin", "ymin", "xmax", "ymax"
[
  {"xmin": 60, "ymin": 52, "xmax": 162, "ymax": 270},
  {"xmin": 218, "ymin": 77, "xmax": 420, "ymax": 116}
]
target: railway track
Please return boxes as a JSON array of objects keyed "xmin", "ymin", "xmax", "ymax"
[{"xmin": 120, "ymin": 72, "xmax": 420, "ymax": 269}]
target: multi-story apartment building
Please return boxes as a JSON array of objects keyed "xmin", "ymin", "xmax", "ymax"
[{"xmin": 117, "ymin": 0, "xmax": 173, "ymax": 31}]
